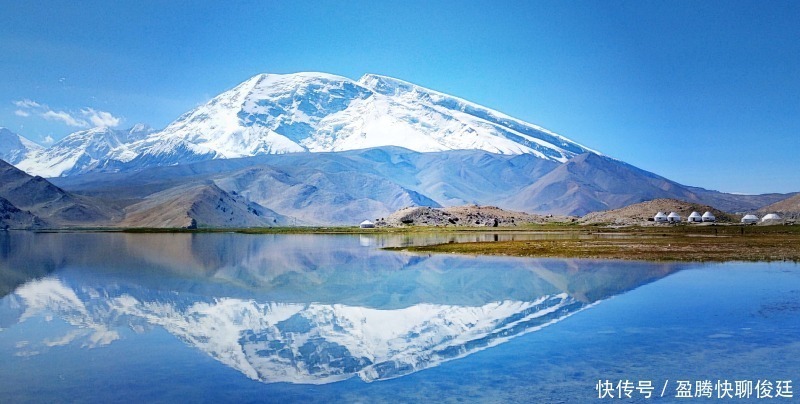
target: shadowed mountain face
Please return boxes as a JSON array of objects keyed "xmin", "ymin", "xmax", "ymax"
[
  {"xmin": 0, "ymin": 232, "xmax": 689, "ymax": 384},
  {"xmin": 0, "ymin": 159, "xmax": 119, "ymax": 228},
  {"xmin": 500, "ymin": 153, "xmax": 795, "ymax": 215},
  {"xmin": 51, "ymin": 148, "xmax": 791, "ymax": 224}
]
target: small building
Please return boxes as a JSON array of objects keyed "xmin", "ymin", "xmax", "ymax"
[
  {"xmin": 687, "ymin": 211, "xmax": 702, "ymax": 223},
  {"xmin": 702, "ymin": 211, "xmax": 716, "ymax": 222},
  {"xmin": 667, "ymin": 212, "xmax": 681, "ymax": 223},
  {"xmin": 359, "ymin": 220, "xmax": 376, "ymax": 228},
  {"xmin": 741, "ymin": 214, "xmax": 759, "ymax": 224},
  {"xmin": 761, "ymin": 213, "xmax": 783, "ymax": 225},
  {"xmin": 654, "ymin": 212, "xmax": 668, "ymax": 223}
]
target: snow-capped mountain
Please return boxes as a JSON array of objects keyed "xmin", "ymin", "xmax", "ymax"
[
  {"xmin": 14, "ymin": 72, "xmax": 598, "ymax": 177},
  {"xmin": 0, "ymin": 127, "xmax": 42, "ymax": 165},
  {"xmin": 142, "ymin": 72, "xmax": 596, "ymax": 163},
  {"xmin": 16, "ymin": 124, "xmax": 155, "ymax": 177}
]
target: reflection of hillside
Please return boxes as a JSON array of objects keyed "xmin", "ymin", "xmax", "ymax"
[
  {"xmin": 0, "ymin": 232, "xmax": 690, "ymax": 384},
  {"xmin": 525, "ymin": 259, "xmax": 687, "ymax": 303},
  {"xmin": 1, "ymin": 233, "xmax": 690, "ymax": 306}
]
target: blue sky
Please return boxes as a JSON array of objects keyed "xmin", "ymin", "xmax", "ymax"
[{"xmin": 2, "ymin": 1, "xmax": 798, "ymax": 194}]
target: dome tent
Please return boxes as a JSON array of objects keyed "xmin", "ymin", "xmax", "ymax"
[
  {"xmin": 687, "ymin": 211, "xmax": 702, "ymax": 223},
  {"xmin": 359, "ymin": 220, "xmax": 376, "ymax": 228},
  {"xmin": 761, "ymin": 213, "xmax": 783, "ymax": 224},
  {"xmin": 654, "ymin": 212, "xmax": 668, "ymax": 223},
  {"xmin": 741, "ymin": 214, "xmax": 759, "ymax": 224},
  {"xmin": 702, "ymin": 211, "xmax": 716, "ymax": 222},
  {"xmin": 667, "ymin": 212, "xmax": 681, "ymax": 223}
]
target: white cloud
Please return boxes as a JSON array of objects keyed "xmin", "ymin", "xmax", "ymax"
[
  {"xmin": 42, "ymin": 135, "xmax": 54, "ymax": 144},
  {"xmin": 44, "ymin": 329, "xmax": 86, "ymax": 347},
  {"xmin": 81, "ymin": 108, "xmax": 121, "ymax": 128},
  {"xmin": 13, "ymin": 99, "xmax": 41, "ymax": 108},
  {"xmin": 12, "ymin": 98, "xmax": 122, "ymax": 129},
  {"xmin": 41, "ymin": 110, "xmax": 88, "ymax": 127}
]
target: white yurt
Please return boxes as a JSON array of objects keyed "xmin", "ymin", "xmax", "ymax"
[
  {"xmin": 702, "ymin": 211, "xmax": 716, "ymax": 222},
  {"xmin": 761, "ymin": 213, "xmax": 783, "ymax": 224},
  {"xmin": 687, "ymin": 211, "xmax": 702, "ymax": 223},
  {"xmin": 667, "ymin": 212, "xmax": 681, "ymax": 223},
  {"xmin": 741, "ymin": 214, "xmax": 759, "ymax": 224},
  {"xmin": 654, "ymin": 212, "xmax": 668, "ymax": 223},
  {"xmin": 359, "ymin": 220, "xmax": 376, "ymax": 228}
]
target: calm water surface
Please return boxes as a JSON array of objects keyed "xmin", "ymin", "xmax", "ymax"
[{"xmin": 0, "ymin": 232, "xmax": 798, "ymax": 403}]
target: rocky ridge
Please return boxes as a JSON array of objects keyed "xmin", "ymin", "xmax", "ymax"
[{"xmin": 378, "ymin": 205, "xmax": 566, "ymax": 227}]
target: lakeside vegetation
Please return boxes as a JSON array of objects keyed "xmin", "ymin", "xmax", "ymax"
[
  {"xmin": 27, "ymin": 223, "xmax": 800, "ymax": 263},
  {"xmin": 386, "ymin": 224, "xmax": 800, "ymax": 262}
]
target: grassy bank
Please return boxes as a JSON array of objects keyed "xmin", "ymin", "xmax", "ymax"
[{"xmin": 388, "ymin": 225, "xmax": 800, "ymax": 262}]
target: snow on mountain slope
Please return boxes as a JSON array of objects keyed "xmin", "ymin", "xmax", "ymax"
[
  {"xmin": 17, "ymin": 125, "xmax": 154, "ymax": 177},
  {"xmin": 15, "ymin": 72, "xmax": 599, "ymax": 177},
  {"xmin": 0, "ymin": 127, "xmax": 42, "ymax": 165},
  {"xmin": 151, "ymin": 72, "xmax": 597, "ymax": 162},
  {"xmin": 358, "ymin": 74, "xmax": 599, "ymax": 159}
]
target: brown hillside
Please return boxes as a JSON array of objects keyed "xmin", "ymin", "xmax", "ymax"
[
  {"xmin": 759, "ymin": 194, "xmax": 800, "ymax": 220},
  {"xmin": 580, "ymin": 198, "xmax": 739, "ymax": 225}
]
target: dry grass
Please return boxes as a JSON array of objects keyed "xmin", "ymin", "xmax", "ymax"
[{"xmin": 393, "ymin": 227, "xmax": 800, "ymax": 262}]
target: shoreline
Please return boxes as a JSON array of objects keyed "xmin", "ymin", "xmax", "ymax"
[
  {"xmin": 387, "ymin": 228, "xmax": 800, "ymax": 263},
  {"xmin": 11, "ymin": 224, "xmax": 800, "ymax": 263}
]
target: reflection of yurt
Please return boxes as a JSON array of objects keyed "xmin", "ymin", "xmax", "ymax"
[
  {"xmin": 654, "ymin": 212, "xmax": 668, "ymax": 223},
  {"xmin": 741, "ymin": 214, "xmax": 759, "ymax": 224},
  {"xmin": 702, "ymin": 211, "xmax": 716, "ymax": 222},
  {"xmin": 761, "ymin": 213, "xmax": 783, "ymax": 224},
  {"xmin": 359, "ymin": 220, "xmax": 376, "ymax": 228},
  {"xmin": 667, "ymin": 212, "xmax": 681, "ymax": 223},
  {"xmin": 687, "ymin": 211, "xmax": 702, "ymax": 223}
]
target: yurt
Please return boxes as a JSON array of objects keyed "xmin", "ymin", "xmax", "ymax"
[
  {"xmin": 687, "ymin": 211, "xmax": 702, "ymax": 223},
  {"xmin": 667, "ymin": 212, "xmax": 681, "ymax": 223},
  {"xmin": 761, "ymin": 213, "xmax": 783, "ymax": 224},
  {"xmin": 741, "ymin": 214, "xmax": 759, "ymax": 224},
  {"xmin": 654, "ymin": 212, "xmax": 668, "ymax": 223},
  {"xmin": 359, "ymin": 220, "xmax": 376, "ymax": 228},
  {"xmin": 701, "ymin": 211, "xmax": 716, "ymax": 222}
]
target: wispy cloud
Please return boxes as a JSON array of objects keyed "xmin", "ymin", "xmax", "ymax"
[
  {"xmin": 82, "ymin": 108, "xmax": 121, "ymax": 127},
  {"xmin": 13, "ymin": 99, "xmax": 41, "ymax": 108},
  {"xmin": 12, "ymin": 99, "xmax": 122, "ymax": 129},
  {"xmin": 42, "ymin": 135, "xmax": 54, "ymax": 144},
  {"xmin": 41, "ymin": 110, "xmax": 88, "ymax": 127}
]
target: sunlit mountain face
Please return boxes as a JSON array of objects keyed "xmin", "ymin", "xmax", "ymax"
[
  {"xmin": 0, "ymin": 232, "xmax": 687, "ymax": 384},
  {"xmin": 14, "ymin": 73, "xmax": 596, "ymax": 178}
]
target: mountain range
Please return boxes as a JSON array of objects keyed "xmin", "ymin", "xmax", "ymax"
[{"xmin": 1, "ymin": 72, "xmax": 796, "ymax": 227}]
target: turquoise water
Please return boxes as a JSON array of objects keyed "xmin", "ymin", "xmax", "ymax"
[{"xmin": 0, "ymin": 232, "xmax": 798, "ymax": 402}]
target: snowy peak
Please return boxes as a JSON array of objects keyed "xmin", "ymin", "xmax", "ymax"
[
  {"xmin": 151, "ymin": 71, "xmax": 601, "ymax": 163},
  {"xmin": 16, "ymin": 125, "xmax": 154, "ymax": 177},
  {"xmin": 12, "ymin": 72, "xmax": 601, "ymax": 177},
  {"xmin": 0, "ymin": 127, "xmax": 42, "ymax": 165}
]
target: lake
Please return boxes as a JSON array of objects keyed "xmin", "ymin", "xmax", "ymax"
[{"xmin": 1, "ymin": 232, "xmax": 798, "ymax": 402}]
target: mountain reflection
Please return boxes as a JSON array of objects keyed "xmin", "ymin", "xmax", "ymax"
[{"xmin": 0, "ymin": 232, "xmax": 689, "ymax": 384}]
